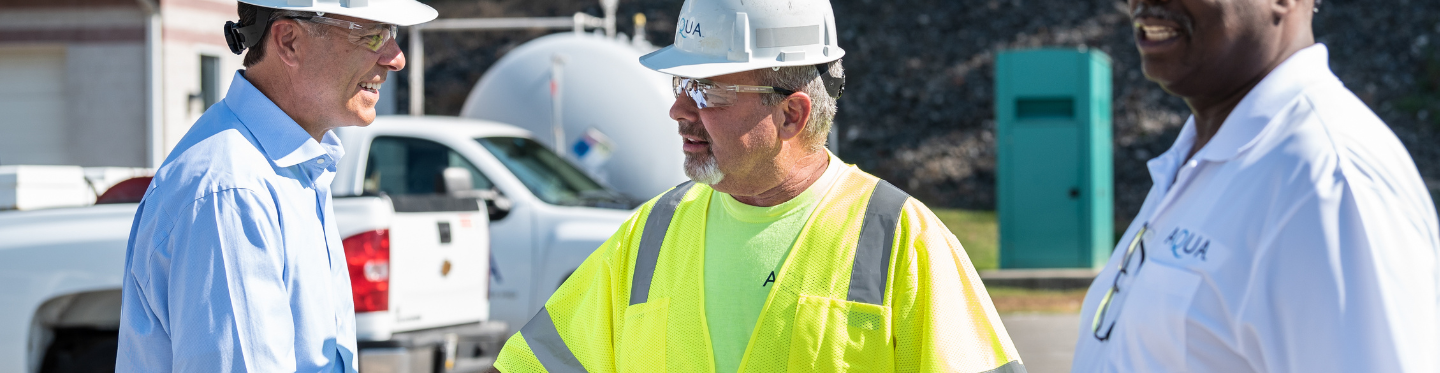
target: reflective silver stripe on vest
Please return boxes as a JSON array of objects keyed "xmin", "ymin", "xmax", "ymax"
[
  {"xmin": 846, "ymin": 180, "xmax": 909, "ymax": 305},
  {"xmin": 630, "ymin": 181, "xmax": 696, "ymax": 305},
  {"xmin": 979, "ymin": 360, "xmax": 1027, "ymax": 373},
  {"xmin": 519, "ymin": 307, "xmax": 588, "ymax": 372}
]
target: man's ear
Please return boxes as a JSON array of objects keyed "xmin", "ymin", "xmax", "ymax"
[
  {"xmin": 1271, "ymin": 0, "xmax": 1301, "ymax": 24},
  {"xmin": 269, "ymin": 20, "xmax": 305, "ymax": 67},
  {"xmin": 777, "ymin": 92, "xmax": 812, "ymax": 141}
]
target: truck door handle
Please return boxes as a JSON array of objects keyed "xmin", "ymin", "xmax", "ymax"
[
  {"xmin": 1068, "ymin": 187, "xmax": 1080, "ymax": 199},
  {"xmin": 438, "ymin": 222, "xmax": 452, "ymax": 243}
]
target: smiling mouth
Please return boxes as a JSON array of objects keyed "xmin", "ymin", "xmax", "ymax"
[
  {"xmin": 359, "ymin": 82, "xmax": 382, "ymax": 94},
  {"xmin": 1139, "ymin": 24, "xmax": 1180, "ymax": 42},
  {"xmin": 683, "ymin": 136, "xmax": 709, "ymax": 147},
  {"xmin": 678, "ymin": 120, "xmax": 712, "ymax": 152}
]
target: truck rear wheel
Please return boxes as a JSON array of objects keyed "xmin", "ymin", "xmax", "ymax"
[{"xmin": 39, "ymin": 327, "xmax": 117, "ymax": 373}]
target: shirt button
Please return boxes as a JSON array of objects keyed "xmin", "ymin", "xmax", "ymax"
[{"xmin": 316, "ymin": 159, "xmax": 326, "ymax": 164}]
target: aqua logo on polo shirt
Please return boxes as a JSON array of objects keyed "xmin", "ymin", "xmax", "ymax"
[{"xmin": 1164, "ymin": 227, "xmax": 1211, "ymax": 261}]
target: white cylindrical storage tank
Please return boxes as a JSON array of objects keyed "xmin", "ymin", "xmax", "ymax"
[{"xmin": 461, "ymin": 32, "xmax": 685, "ymax": 201}]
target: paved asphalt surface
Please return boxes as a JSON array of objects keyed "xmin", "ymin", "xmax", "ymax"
[
  {"xmin": 468, "ymin": 313, "xmax": 1083, "ymax": 373},
  {"xmin": 1001, "ymin": 313, "xmax": 1082, "ymax": 373}
]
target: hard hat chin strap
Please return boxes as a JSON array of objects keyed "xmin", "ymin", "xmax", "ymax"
[{"xmin": 225, "ymin": 6, "xmax": 275, "ymax": 55}]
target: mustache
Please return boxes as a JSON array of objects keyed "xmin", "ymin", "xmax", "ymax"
[
  {"xmin": 1131, "ymin": 2, "xmax": 1195, "ymax": 36},
  {"xmin": 678, "ymin": 119, "xmax": 709, "ymax": 142}
]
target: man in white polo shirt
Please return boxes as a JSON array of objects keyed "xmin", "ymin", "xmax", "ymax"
[{"xmin": 1072, "ymin": 0, "xmax": 1440, "ymax": 372}]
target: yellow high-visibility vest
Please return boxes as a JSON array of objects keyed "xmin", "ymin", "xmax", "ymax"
[{"xmin": 496, "ymin": 165, "xmax": 1024, "ymax": 372}]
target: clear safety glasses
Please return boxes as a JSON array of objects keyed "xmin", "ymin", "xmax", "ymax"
[
  {"xmin": 293, "ymin": 15, "xmax": 398, "ymax": 52},
  {"xmin": 1092, "ymin": 223, "xmax": 1148, "ymax": 341},
  {"xmin": 672, "ymin": 76, "xmax": 796, "ymax": 109}
]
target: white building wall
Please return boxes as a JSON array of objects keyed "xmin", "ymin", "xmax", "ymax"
[
  {"xmin": 0, "ymin": 6, "xmax": 150, "ymax": 167},
  {"xmin": 0, "ymin": 1, "xmax": 242, "ymax": 167},
  {"xmin": 66, "ymin": 44, "xmax": 147, "ymax": 167},
  {"xmin": 0, "ymin": 6, "xmax": 143, "ymax": 31},
  {"xmin": 160, "ymin": 1, "xmax": 243, "ymax": 158},
  {"xmin": 0, "ymin": 45, "xmax": 69, "ymax": 166}
]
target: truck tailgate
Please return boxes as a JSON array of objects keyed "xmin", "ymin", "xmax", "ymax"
[{"xmin": 388, "ymin": 203, "xmax": 490, "ymax": 332}]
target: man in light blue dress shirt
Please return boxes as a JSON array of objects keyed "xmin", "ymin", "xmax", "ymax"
[{"xmin": 116, "ymin": 0, "xmax": 435, "ymax": 371}]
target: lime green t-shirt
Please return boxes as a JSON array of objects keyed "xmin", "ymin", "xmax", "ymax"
[{"xmin": 704, "ymin": 154, "xmax": 844, "ymax": 373}]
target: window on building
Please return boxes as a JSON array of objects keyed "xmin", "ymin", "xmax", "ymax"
[{"xmin": 200, "ymin": 55, "xmax": 219, "ymax": 109}]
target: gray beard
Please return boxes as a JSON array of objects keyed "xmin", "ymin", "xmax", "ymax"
[
  {"xmin": 684, "ymin": 152, "xmax": 724, "ymax": 185},
  {"xmin": 679, "ymin": 118, "xmax": 724, "ymax": 185}
]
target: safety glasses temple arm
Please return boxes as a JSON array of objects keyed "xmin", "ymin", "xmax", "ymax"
[
  {"xmin": 297, "ymin": 15, "xmax": 366, "ymax": 30},
  {"xmin": 728, "ymin": 84, "xmax": 795, "ymax": 96}
]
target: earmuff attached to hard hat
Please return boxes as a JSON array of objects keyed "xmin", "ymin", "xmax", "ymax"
[
  {"xmin": 816, "ymin": 62, "xmax": 845, "ymax": 99},
  {"xmin": 224, "ymin": 6, "xmax": 274, "ymax": 55}
]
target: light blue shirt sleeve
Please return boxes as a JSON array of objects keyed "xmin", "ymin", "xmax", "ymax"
[
  {"xmin": 118, "ymin": 188, "xmax": 295, "ymax": 372},
  {"xmin": 119, "ymin": 71, "xmax": 355, "ymax": 373}
]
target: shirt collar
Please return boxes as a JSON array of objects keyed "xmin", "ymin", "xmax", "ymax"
[
  {"xmin": 1191, "ymin": 43, "xmax": 1332, "ymax": 162},
  {"xmin": 223, "ymin": 70, "xmax": 345, "ymax": 168},
  {"xmin": 717, "ymin": 151, "xmax": 845, "ymax": 221},
  {"xmin": 1148, "ymin": 118, "xmax": 1197, "ymax": 188}
]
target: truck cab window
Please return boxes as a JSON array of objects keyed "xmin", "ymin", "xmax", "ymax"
[
  {"xmin": 476, "ymin": 137, "xmax": 632, "ymax": 209},
  {"xmin": 364, "ymin": 137, "xmax": 493, "ymax": 196}
]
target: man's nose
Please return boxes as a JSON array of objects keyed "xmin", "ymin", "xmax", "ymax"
[
  {"xmin": 669, "ymin": 93, "xmax": 700, "ymax": 123},
  {"xmin": 1130, "ymin": 0, "xmax": 1168, "ymax": 11},
  {"xmin": 379, "ymin": 39, "xmax": 405, "ymax": 71}
]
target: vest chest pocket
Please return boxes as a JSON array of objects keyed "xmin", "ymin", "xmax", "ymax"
[
  {"xmin": 787, "ymin": 294, "xmax": 894, "ymax": 372},
  {"xmin": 617, "ymin": 297, "xmax": 669, "ymax": 373}
]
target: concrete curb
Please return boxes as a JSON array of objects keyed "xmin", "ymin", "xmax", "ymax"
[{"xmin": 980, "ymin": 268, "xmax": 1099, "ymax": 290}]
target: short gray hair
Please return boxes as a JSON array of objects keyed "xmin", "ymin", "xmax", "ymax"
[
  {"xmin": 238, "ymin": 4, "xmax": 328, "ymax": 67},
  {"xmin": 274, "ymin": 10, "xmax": 329, "ymax": 36},
  {"xmin": 757, "ymin": 59, "xmax": 843, "ymax": 153}
]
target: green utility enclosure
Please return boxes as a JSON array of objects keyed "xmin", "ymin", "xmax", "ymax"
[{"xmin": 995, "ymin": 48, "xmax": 1114, "ymax": 269}]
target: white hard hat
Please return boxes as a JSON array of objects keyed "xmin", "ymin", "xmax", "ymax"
[
  {"xmin": 225, "ymin": 0, "xmax": 436, "ymax": 54},
  {"xmin": 639, "ymin": 0, "xmax": 846, "ymax": 79},
  {"xmin": 237, "ymin": 0, "xmax": 437, "ymax": 26}
]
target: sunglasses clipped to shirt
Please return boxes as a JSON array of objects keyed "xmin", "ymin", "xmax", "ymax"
[
  {"xmin": 1092, "ymin": 223, "xmax": 1148, "ymax": 341},
  {"xmin": 672, "ymin": 77, "xmax": 796, "ymax": 109}
]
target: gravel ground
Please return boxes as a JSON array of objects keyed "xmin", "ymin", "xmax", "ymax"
[
  {"xmin": 412, "ymin": 0, "xmax": 1440, "ymax": 230},
  {"xmin": 1002, "ymin": 313, "xmax": 1081, "ymax": 373}
]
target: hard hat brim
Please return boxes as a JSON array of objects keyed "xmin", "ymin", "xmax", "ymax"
[
  {"xmin": 239, "ymin": 0, "xmax": 438, "ymax": 26},
  {"xmin": 639, "ymin": 45, "xmax": 846, "ymax": 79}
]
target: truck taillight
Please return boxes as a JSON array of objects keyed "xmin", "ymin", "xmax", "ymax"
[{"xmin": 344, "ymin": 229, "xmax": 389, "ymax": 313}]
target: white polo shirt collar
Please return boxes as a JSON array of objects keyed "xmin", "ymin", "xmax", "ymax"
[
  {"xmin": 1144, "ymin": 44, "xmax": 1332, "ymax": 219},
  {"xmin": 1194, "ymin": 44, "xmax": 1330, "ymax": 163}
]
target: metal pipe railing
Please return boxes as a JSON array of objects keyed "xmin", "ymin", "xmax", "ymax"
[{"xmin": 406, "ymin": 13, "xmax": 608, "ymax": 116}]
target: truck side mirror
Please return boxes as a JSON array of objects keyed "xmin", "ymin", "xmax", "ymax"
[
  {"xmin": 482, "ymin": 192, "xmax": 512, "ymax": 221},
  {"xmin": 442, "ymin": 167, "xmax": 512, "ymax": 221},
  {"xmin": 442, "ymin": 167, "xmax": 473, "ymax": 194}
]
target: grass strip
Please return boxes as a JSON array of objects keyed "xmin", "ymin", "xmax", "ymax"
[
  {"xmin": 930, "ymin": 208, "xmax": 999, "ymax": 270},
  {"xmin": 986, "ymin": 287, "xmax": 1089, "ymax": 314}
]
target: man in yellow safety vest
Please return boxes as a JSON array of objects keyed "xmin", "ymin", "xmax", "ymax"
[{"xmin": 492, "ymin": 0, "xmax": 1024, "ymax": 371}]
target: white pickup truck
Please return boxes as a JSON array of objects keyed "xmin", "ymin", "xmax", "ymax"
[{"xmin": 0, "ymin": 115, "xmax": 636, "ymax": 373}]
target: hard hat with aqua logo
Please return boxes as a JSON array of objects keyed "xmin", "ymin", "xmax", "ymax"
[{"xmin": 639, "ymin": 0, "xmax": 846, "ymax": 79}]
